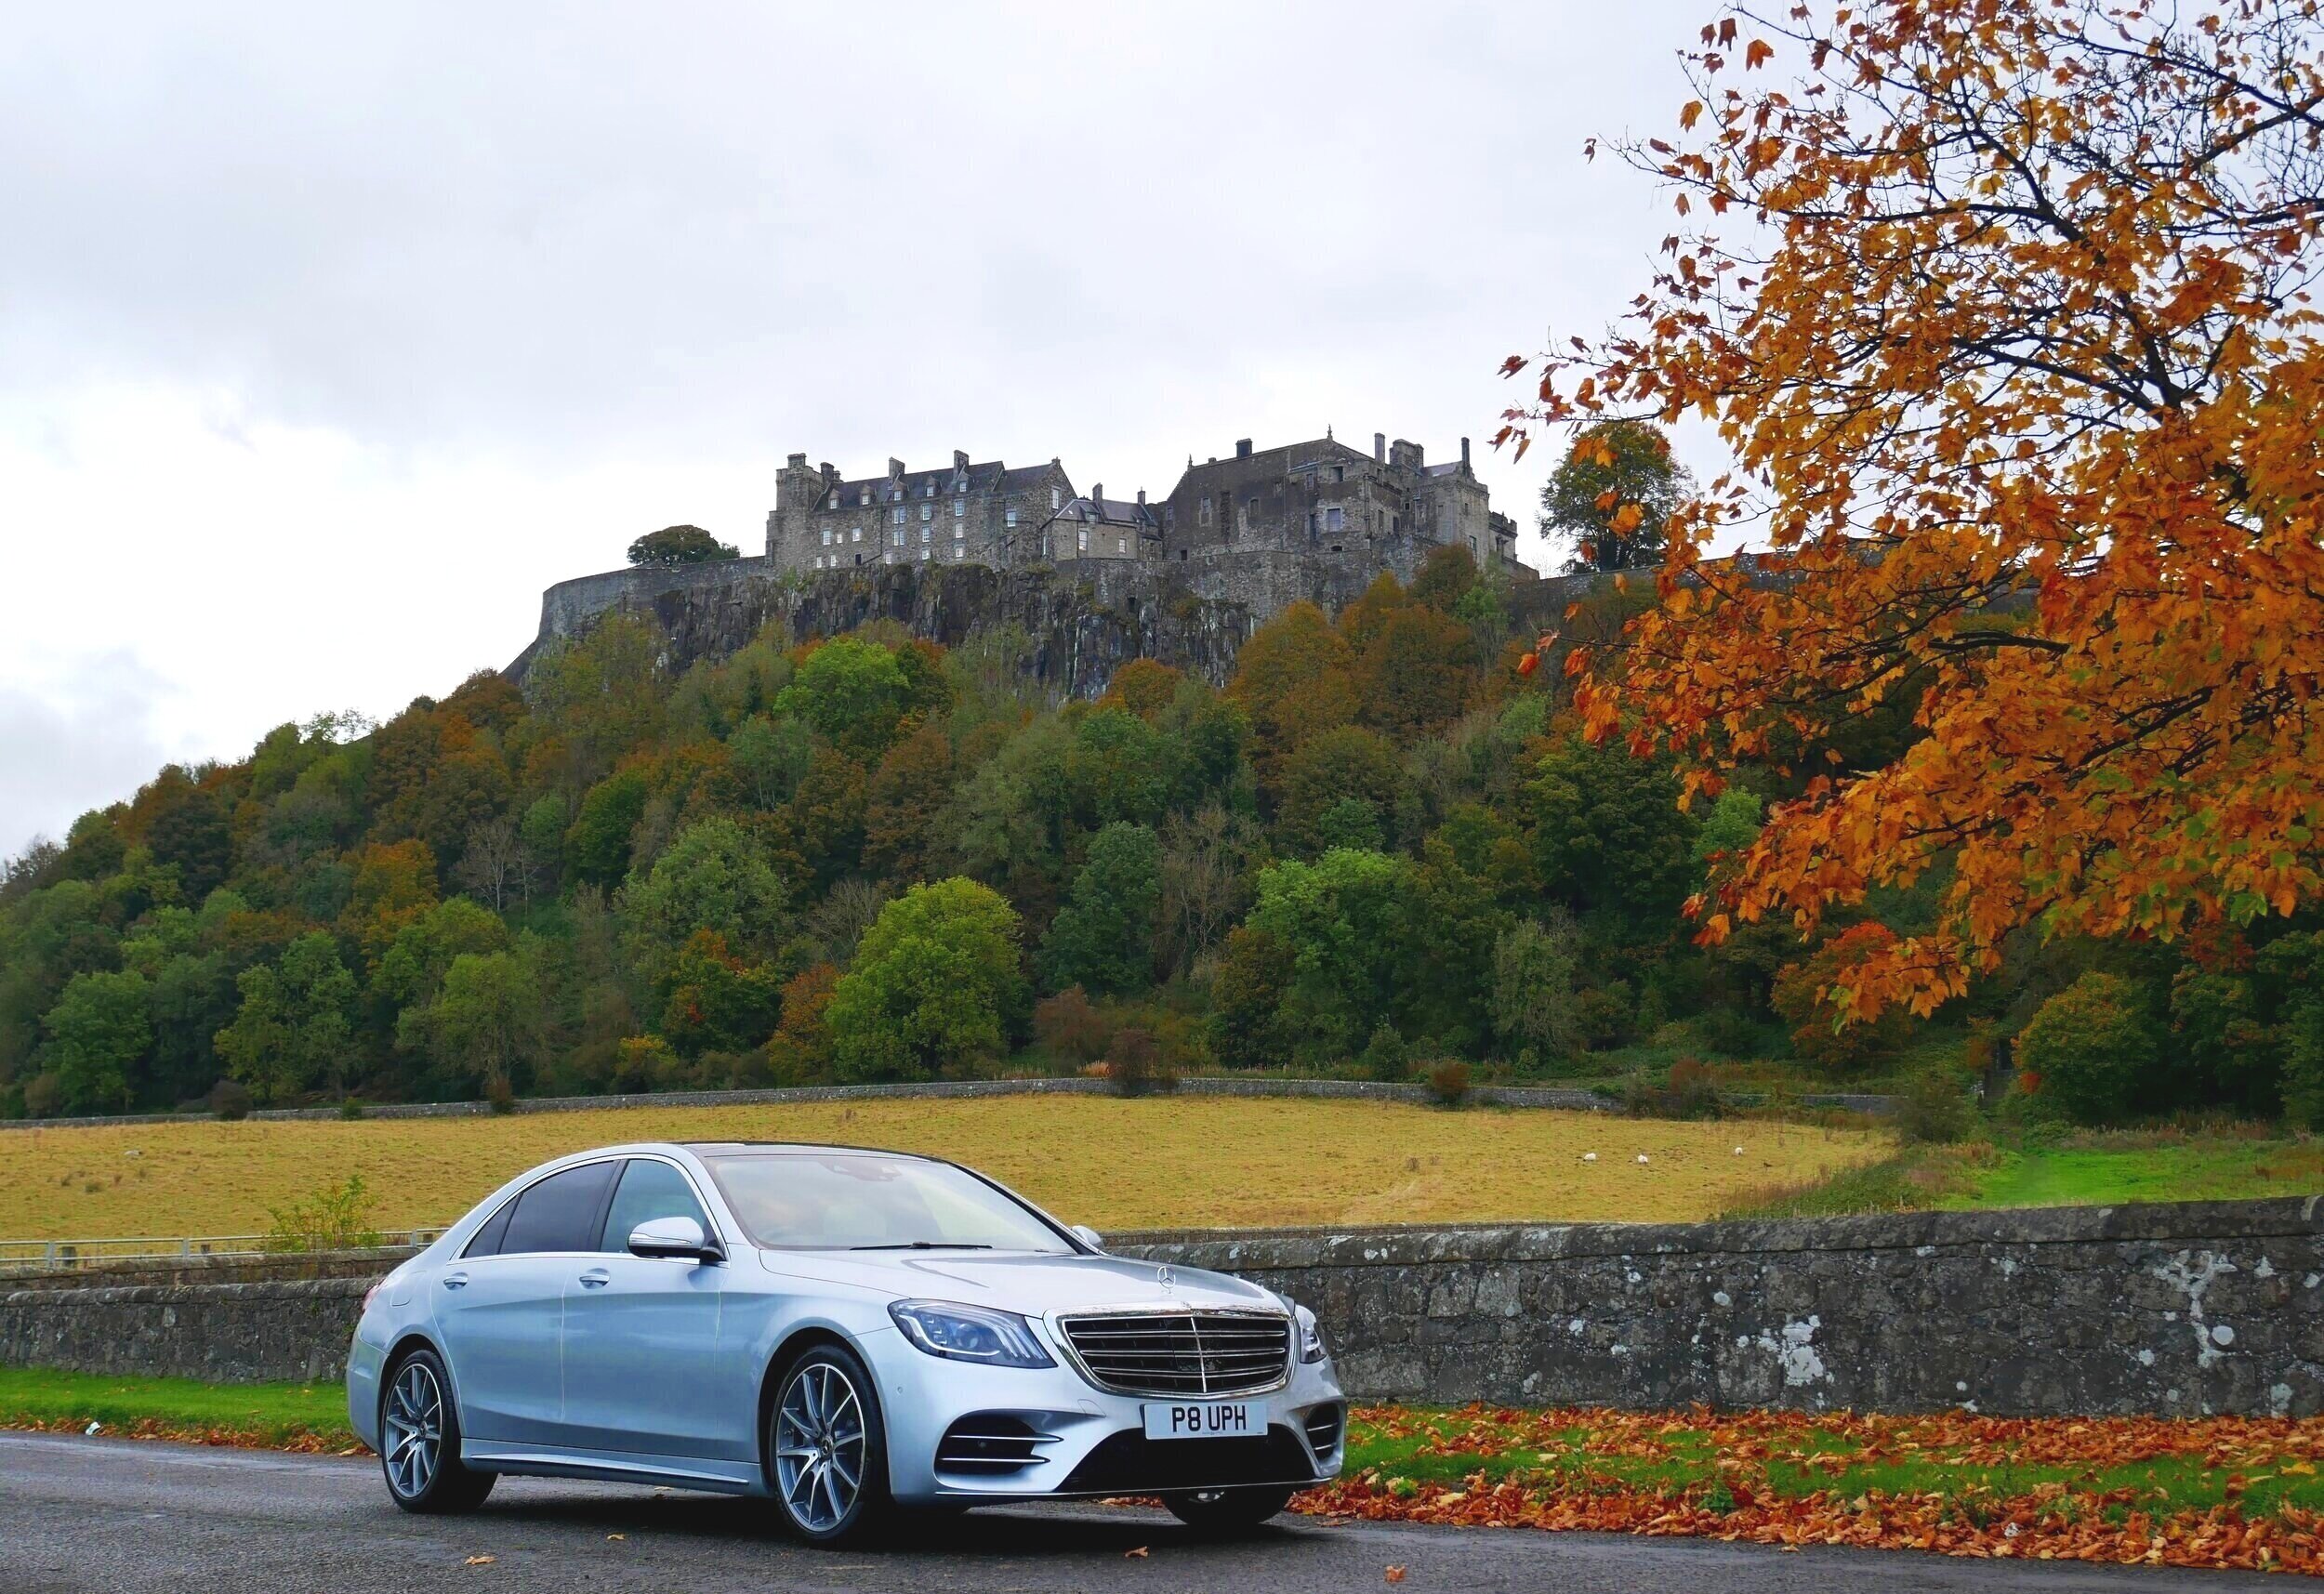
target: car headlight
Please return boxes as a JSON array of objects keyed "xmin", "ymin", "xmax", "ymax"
[
  {"xmin": 1296, "ymin": 1303, "xmax": 1328, "ymax": 1364},
  {"xmin": 889, "ymin": 1300, "xmax": 1056, "ymax": 1368}
]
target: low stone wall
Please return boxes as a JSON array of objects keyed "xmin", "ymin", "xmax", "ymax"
[{"xmin": 9, "ymin": 1200, "xmax": 2313, "ymax": 1416}]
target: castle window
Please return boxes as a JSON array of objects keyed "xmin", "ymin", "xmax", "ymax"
[
  {"xmin": 953, "ymin": 499, "xmax": 964, "ymax": 518},
  {"xmin": 1076, "ymin": 528, "xmax": 1089, "ymax": 553},
  {"xmin": 920, "ymin": 504, "xmax": 931, "ymax": 522},
  {"xmin": 925, "ymin": 481, "xmax": 934, "ymax": 497},
  {"xmin": 920, "ymin": 525, "xmax": 930, "ymax": 545},
  {"xmin": 860, "ymin": 490, "xmax": 871, "ymax": 507},
  {"xmin": 954, "ymin": 523, "xmax": 964, "ymax": 540},
  {"xmin": 891, "ymin": 528, "xmax": 903, "ymax": 547},
  {"xmin": 892, "ymin": 507, "xmax": 905, "ymax": 525},
  {"xmin": 1050, "ymin": 488, "xmax": 1060, "ymax": 511},
  {"xmin": 1006, "ymin": 507, "xmax": 1019, "ymax": 527},
  {"xmin": 1116, "ymin": 536, "xmax": 1127, "ymax": 555},
  {"xmin": 851, "ymin": 527, "xmax": 862, "ymax": 543},
  {"xmin": 919, "ymin": 546, "xmax": 930, "ymax": 560},
  {"xmin": 820, "ymin": 528, "xmax": 831, "ymax": 547},
  {"xmin": 828, "ymin": 492, "xmax": 839, "ymax": 509},
  {"xmin": 1198, "ymin": 498, "xmax": 1212, "ymax": 526},
  {"xmin": 1334, "ymin": 467, "xmax": 1345, "ymax": 483},
  {"xmin": 1325, "ymin": 507, "xmax": 1345, "ymax": 533}
]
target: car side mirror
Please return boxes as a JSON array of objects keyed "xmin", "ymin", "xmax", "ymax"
[
  {"xmin": 629, "ymin": 1215, "xmax": 722, "ymax": 1263},
  {"xmin": 1070, "ymin": 1224, "xmax": 1104, "ymax": 1252}
]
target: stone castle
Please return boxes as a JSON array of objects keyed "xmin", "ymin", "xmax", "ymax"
[
  {"xmin": 767, "ymin": 428, "xmax": 1528, "ymax": 589},
  {"xmin": 522, "ymin": 425, "xmax": 1538, "ymax": 698}
]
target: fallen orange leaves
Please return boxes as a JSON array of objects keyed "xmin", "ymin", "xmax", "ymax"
[{"xmin": 1301, "ymin": 1404, "xmax": 2324, "ymax": 1575}]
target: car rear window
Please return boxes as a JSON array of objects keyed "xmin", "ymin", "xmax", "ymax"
[
  {"xmin": 498, "ymin": 1160, "xmax": 619, "ymax": 1256},
  {"xmin": 460, "ymin": 1199, "xmax": 515, "ymax": 1258}
]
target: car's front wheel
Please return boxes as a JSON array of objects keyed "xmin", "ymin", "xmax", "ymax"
[
  {"xmin": 767, "ymin": 1341, "xmax": 891, "ymax": 1545},
  {"xmin": 1164, "ymin": 1484, "xmax": 1297, "ymax": 1534},
  {"xmin": 379, "ymin": 1348, "xmax": 495, "ymax": 1514}
]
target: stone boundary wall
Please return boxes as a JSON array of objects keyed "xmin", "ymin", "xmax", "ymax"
[
  {"xmin": 1, "ymin": 1074, "xmax": 1896, "ymax": 1132},
  {"xmin": 6, "ymin": 1200, "xmax": 2316, "ymax": 1416}
]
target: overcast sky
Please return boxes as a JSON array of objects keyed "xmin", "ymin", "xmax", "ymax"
[{"xmin": 0, "ymin": 3, "xmax": 1702, "ymax": 858}]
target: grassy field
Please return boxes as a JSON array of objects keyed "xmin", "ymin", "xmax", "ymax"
[
  {"xmin": 1723, "ymin": 1127, "xmax": 2323, "ymax": 1219},
  {"xmin": 0, "ymin": 1367, "xmax": 354, "ymax": 1449},
  {"xmin": 0, "ymin": 1097, "xmax": 1886, "ymax": 1241}
]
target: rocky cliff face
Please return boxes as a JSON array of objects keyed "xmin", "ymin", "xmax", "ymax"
[
  {"xmin": 517, "ymin": 556, "xmax": 1273, "ymax": 695},
  {"xmin": 513, "ymin": 551, "xmax": 1595, "ymax": 696}
]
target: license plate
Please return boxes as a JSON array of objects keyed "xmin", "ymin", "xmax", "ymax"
[{"xmin": 1142, "ymin": 1401, "xmax": 1261, "ymax": 1440}]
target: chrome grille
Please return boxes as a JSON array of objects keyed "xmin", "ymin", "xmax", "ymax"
[{"xmin": 1059, "ymin": 1311, "xmax": 1293, "ymax": 1397}]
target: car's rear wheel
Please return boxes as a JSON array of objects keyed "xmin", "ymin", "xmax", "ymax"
[
  {"xmin": 767, "ymin": 1342, "xmax": 891, "ymax": 1545},
  {"xmin": 379, "ymin": 1349, "xmax": 495, "ymax": 1514},
  {"xmin": 1164, "ymin": 1484, "xmax": 1297, "ymax": 1534}
]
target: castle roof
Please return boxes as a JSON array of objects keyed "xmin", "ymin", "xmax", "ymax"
[
  {"xmin": 815, "ymin": 458, "xmax": 1063, "ymax": 504},
  {"xmin": 1060, "ymin": 494, "xmax": 1160, "ymax": 529}
]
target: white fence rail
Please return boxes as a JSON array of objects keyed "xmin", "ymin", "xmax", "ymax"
[{"xmin": 0, "ymin": 1229, "xmax": 447, "ymax": 1274}]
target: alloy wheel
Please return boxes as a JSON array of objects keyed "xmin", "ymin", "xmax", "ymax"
[
  {"xmin": 383, "ymin": 1359, "xmax": 445, "ymax": 1500},
  {"xmin": 774, "ymin": 1360, "xmax": 867, "ymax": 1534}
]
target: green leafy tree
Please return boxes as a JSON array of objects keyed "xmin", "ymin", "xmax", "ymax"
[
  {"xmin": 728, "ymin": 714, "xmax": 814, "ymax": 810},
  {"xmin": 777, "ymin": 638, "xmax": 912, "ymax": 758},
  {"xmin": 825, "ymin": 878, "xmax": 1026, "ymax": 1082},
  {"xmin": 1208, "ymin": 925, "xmax": 1297, "ymax": 1070},
  {"xmin": 42, "ymin": 968, "xmax": 151, "ymax": 1112},
  {"xmin": 1277, "ymin": 727, "xmax": 1404, "ymax": 857},
  {"xmin": 397, "ymin": 944, "xmax": 548, "ymax": 1097},
  {"xmin": 1247, "ymin": 849, "xmax": 1419, "ymax": 1063},
  {"xmin": 565, "ymin": 768, "xmax": 652, "ymax": 887},
  {"xmin": 1037, "ymin": 823, "xmax": 1161, "ymax": 995},
  {"xmin": 376, "ymin": 896, "xmax": 510, "ymax": 1010},
  {"xmin": 627, "ymin": 524, "xmax": 740, "ymax": 566},
  {"xmin": 214, "ymin": 932, "xmax": 359, "ymax": 1102},
  {"xmin": 1490, "ymin": 916, "xmax": 1584, "ymax": 1069},
  {"xmin": 619, "ymin": 816, "xmax": 789, "ymax": 957},
  {"xmin": 2017, "ymin": 971, "xmax": 2162, "ymax": 1126},
  {"xmin": 1525, "ymin": 734, "xmax": 1699, "ymax": 933},
  {"xmin": 1538, "ymin": 419, "xmax": 1692, "ymax": 573},
  {"xmin": 865, "ymin": 723, "xmax": 956, "ymax": 883}
]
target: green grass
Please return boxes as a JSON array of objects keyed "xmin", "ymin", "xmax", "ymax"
[
  {"xmin": 1722, "ymin": 1126, "xmax": 2322, "ymax": 1219},
  {"xmin": 0, "ymin": 1366, "xmax": 356, "ymax": 1449},
  {"xmin": 1342, "ymin": 1407, "xmax": 2324, "ymax": 1521}
]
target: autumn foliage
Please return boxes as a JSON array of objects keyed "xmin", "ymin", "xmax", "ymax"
[{"xmin": 1502, "ymin": 1, "xmax": 2324, "ymax": 1018}]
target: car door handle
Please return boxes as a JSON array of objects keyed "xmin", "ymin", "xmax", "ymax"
[
  {"xmin": 442, "ymin": 1271, "xmax": 468, "ymax": 1290},
  {"xmin": 578, "ymin": 1268, "xmax": 611, "ymax": 1288}
]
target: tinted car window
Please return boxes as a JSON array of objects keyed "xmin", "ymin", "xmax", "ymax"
[
  {"xmin": 460, "ymin": 1199, "xmax": 515, "ymax": 1258},
  {"xmin": 600, "ymin": 1158, "xmax": 711, "ymax": 1252},
  {"xmin": 499, "ymin": 1160, "xmax": 619, "ymax": 1256}
]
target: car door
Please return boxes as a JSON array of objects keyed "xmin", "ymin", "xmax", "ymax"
[
  {"xmin": 557, "ymin": 1156, "xmax": 746, "ymax": 1463},
  {"xmin": 431, "ymin": 1158, "xmax": 619, "ymax": 1447}
]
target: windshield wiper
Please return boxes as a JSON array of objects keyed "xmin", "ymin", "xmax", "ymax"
[{"xmin": 849, "ymin": 1241, "xmax": 996, "ymax": 1251}]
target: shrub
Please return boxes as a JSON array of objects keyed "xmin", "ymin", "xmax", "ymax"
[
  {"xmin": 207, "ymin": 1077, "xmax": 252, "ymax": 1121},
  {"xmin": 1107, "ymin": 1027, "xmax": 1178, "ymax": 1097},
  {"xmin": 262, "ymin": 1175, "xmax": 384, "ymax": 1253},
  {"xmin": 1034, "ymin": 986, "xmax": 1114, "ymax": 1066},
  {"xmin": 1895, "ymin": 1070, "xmax": 1975, "ymax": 1145},
  {"xmin": 2016, "ymin": 971, "xmax": 2160, "ymax": 1126},
  {"xmin": 2280, "ymin": 992, "xmax": 2324, "ymax": 1131},
  {"xmin": 1490, "ymin": 916, "xmax": 1583, "ymax": 1066},
  {"xmin": 1622, "ymin": 1056, "xmax": 1723, "ymax": 1119},
  {"xmin": 337, "ymin": 1099, "xmax": 365, "ymax": 1121},
  {"xmin": 484, "ymin": 1075, "xmax": 518, "ymax": 1114},
  {"xmin": 1423, "ymin": 1057, "xmax": 1472, "ymax": 1106},
  {"xmin": 765, "ymin": 963, "xmax": 842, "ymax": 1086},
  {"xmin": 1357, "ymin": 1022, "xmax": 1409, "ymax": 1083},
  {"xmin": 1571, "ymin": 981, "xmax": 1635, "ymax": 1051}
]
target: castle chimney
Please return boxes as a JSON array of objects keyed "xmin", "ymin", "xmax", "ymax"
[
  {"xmin": 1373, "ymin": 432, "xmax": 1386, "ymax": 464},
  {"xmin": 953, "ymin": 449, "xmax": 969, "ymax": 472},
  {"xmin": 1460, "ymin": 437, "xmax": 1472, "ymax": 468},
  {"xmin": 820, "ymin": 462, "xmax": 837, "ymax": 487},
  {"xmin": 787, "ymin": 452, "xmax": 809, "ymax": 470},
  {"xmin": 1092, "ymin": 483, "xmax": 1103, "ymax": 509},
  {"xmin": 1235, "ymin": 439, "xmax": 1253, "ymax": 459},
  {"xmin": 888, "ymin": 457, "xmax": 905, "ymax": 480},
  {"xmin": 1136, "ymin": 489, "xmax": 1146, "ymax": 507}
]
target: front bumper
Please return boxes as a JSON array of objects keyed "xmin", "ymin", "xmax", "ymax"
[{"xmin": 869, "ymin": 1333, "xmax": 1348, "ymax": 1504}]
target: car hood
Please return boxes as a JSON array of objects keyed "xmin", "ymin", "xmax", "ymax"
[{"xmin": 753, "ymin": 1246, "xmax": 1284, "ymax": 1317}]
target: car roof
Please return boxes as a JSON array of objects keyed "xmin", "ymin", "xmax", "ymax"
[{"xmin": 676, "ymin": 1140, "xmax": 942, "ymax": 1161}]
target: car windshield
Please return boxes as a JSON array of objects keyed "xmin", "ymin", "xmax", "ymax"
[{"xmin": 701, "ymin": 1153, "xmax": 1073, "ymax": 1253}]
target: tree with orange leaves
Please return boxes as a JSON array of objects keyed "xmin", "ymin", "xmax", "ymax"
[{"xmin": 1501, "ymin": 0, "xmax": 2324, "ymax": 1020}]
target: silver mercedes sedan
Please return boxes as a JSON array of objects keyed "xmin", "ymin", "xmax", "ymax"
[{"xmin": 346, "ymin": 1141, "xmax": 1345, "ymax": 1543}]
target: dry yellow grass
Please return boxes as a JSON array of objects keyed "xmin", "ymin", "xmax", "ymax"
[{"xmin": 0, "ymin": 1098, "xmax": 1890, "ymax": 1241}]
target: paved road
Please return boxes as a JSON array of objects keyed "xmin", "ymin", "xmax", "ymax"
[{"xmin": 0, "ymin": 1431, "xmax": 2273, "ymax": 1593}]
